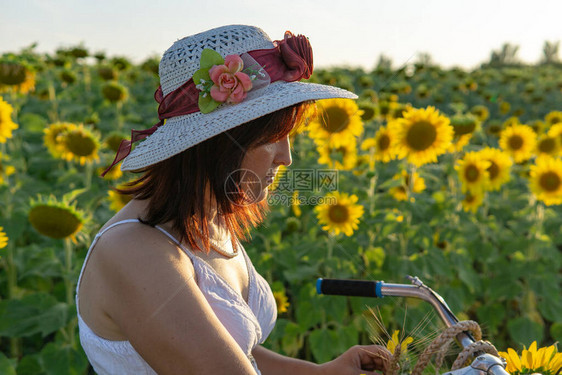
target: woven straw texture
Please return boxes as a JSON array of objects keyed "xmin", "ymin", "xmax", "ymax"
[{"xmin": 121, "ymin": 25, "xmax": 358, "ymax": 171}]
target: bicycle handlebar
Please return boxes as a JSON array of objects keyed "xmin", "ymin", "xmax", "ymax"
[{"xmin": 316, "ymin": 276, "xmax": 504, "ymax": 368}]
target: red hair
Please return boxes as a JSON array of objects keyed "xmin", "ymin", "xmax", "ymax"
[{"xmin": 118, "ymin": 102, "xmax": 310, "ymax": 252}]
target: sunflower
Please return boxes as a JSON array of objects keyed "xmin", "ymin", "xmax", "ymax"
[
  {"xmin": 461, "ymin": 191, "xmax": 484, "ymax": 213},
  {"xmin": 503, "ymin": 116, "xmax": 521, "ymax": 128},
  {"xmin": 499, "ymin": 124, "xmax": 536, "ymax": 163},
  {"xmin": 475, "ymin": 147, "xmax": 513, "ymax": 191},
  {"xmin": 307, "ymin": 99, "xmax": 364, "ymax": 148},
  {"xmin": 389, "ymin": 170, "xmax": 426, "ymax": 202},
  {"xmin": 97, "ymin": 163, "xmax": 123, "ymax": 180},
  {"xmin": 499, "ymin": 101, "xmax": 511, "ymax": 115},
  {"xmin": 448, "ymin": 114, "xmax": 479, "ymax": 153},
  {"xmin": 43, "ymin": 122, "xmax": 72, "ymax": 158},
  {"xmin": 499, "ymin": 341, "xmax": 562, "ymax": 375},
  {"xmin": 0, "ymin": 152, "xmax": 16, "ymax": 185},
  {"xmin": 386, "ymin": 330, "xmax": 414, "ymax": 355},
  {"xmin": 0, "ymin": 97, "xmax": 18, "ymax": 143},
  {"xmin": 29, "ymin": 195, "xmax": 86, "ymax": 241},
  {"xmin": 545, "ymin": 110, "xmax": 562, "ymax": 127},
  {"xmin": 535, "ymin": 134, "xmax": 561, "ymax": 158},
  {"xmin": 393, "ymin": 106, "xmax": 453, "ymax": 167},
  {"xmin": 107, "ymin": 181, "xmax": 136, "ymax": 212},
  {"xmin": 529, "ymin": 119, "xmax": 547, "ymax": 135},
  {"xmin": 470, "ymin": 105, "xmax": 489, "ymax": 122},
  {"xmin": 104, "ymin": 132, "xmax": 127, "ymax": 153},
  {"xmin": 314, "ymin": 191, "xmax": 364, "ymax": 236},
  {"xmin": 0, "ymin": 61, "xmax": 35, "ymax": 94},
  {"xmin": 272, "ymin": 290, "xmax": 290, "ymax": 314},
  {"xmin": 0, "ymin": 226, "xmax": 8, "ymax": 249},
  {"xmin": 548, "ymin": 123, "xmax": 562, "ymax": 149},
  {"xmin": 59, "ymin": 124, "xmax": 101, "ymax": 165},
  {"xmin": 455, "ymin": 152, "xmax": 491, "ymax": 194},
  {"xmin": 529, "ymin": 156, "xmax": 562, "ymax": 206},
  {"xmin": 317, "ymin": 139, "xmax": 358, "ymax": 170},
  {"xmin": 361, "ymin": 125, "xmax": 398, "ymax": 163},
  {"xmin": 102, "ymin": 81, "xmax": 128, "ymax": 103}
]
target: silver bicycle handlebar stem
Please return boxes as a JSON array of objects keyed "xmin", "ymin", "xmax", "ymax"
[
  {"xmin": 380, "ymin": 276, "xmax": 511, "ymax": 375},
  {"xmin": 380, "ymin": 276, "xmax": 474, "ymax": 350}
]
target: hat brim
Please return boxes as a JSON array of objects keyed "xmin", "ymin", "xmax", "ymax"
[{"xmin": 121, "ymin": 81, "xmax": 357, "ymax": 171}]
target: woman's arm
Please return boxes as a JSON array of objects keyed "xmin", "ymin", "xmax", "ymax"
[
  {"xmin": 253, "ymin": 344, "xmax": 391, "ymax": 375},
  {"xmin": 93, "ymin": 224, "xmax": 258, "ymax": 374},
  {"xmin": 252, "ymin": 345, "xmax": 321, "ymax": 375}
]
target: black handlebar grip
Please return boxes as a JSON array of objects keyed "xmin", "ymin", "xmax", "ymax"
[{"xmin": 316, "ymin": 278, "xmax": 381, "ymax": 297}]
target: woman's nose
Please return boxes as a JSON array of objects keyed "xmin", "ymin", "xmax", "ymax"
[{"xmin": 275, "ymin": 136, "xmax": 292, "ymax": 167}]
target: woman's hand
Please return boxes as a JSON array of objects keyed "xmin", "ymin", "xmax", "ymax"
[{"xmin": 317, "ymin": 345, "xmax": 392, "ymax": 375}]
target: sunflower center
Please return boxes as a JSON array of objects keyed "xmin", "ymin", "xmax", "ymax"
[
  {"xmin": 465, "ymin": 194, "xmax": 476, "ymax": 203},
  {"xmin": 464, "ymin": 165, "xmax": 480, "ymax": 182},
  {"xmin": 378, "ymin": 134, "xmax": 390, "ymax": 151},
  {"xmin": 29, "ymin": 205, "xmax": 83, "ymax": 239},
  {"xmin": 539, "ymin": 171, "xmax": 561, "ymax": 192},
  {"xmin": 328, "ymin": 204, "xmax": 350, "ymax": 223},
  {"xmin": 550, "ymin": 116, "xmax": 562, "ymax": 124},
  {"xmin": 66, "ymin": 132, "xmax": 97, "ymax": 156},
  {"xmin": 538, "ymin": 138, "xmax": 556, "ymax": 153},
  {"xmin": 452, "ymin": 122, "xmax": 476, "ymax": 136},
  {"xmin": 406, "ymin": 121, "xmax": 437, "ymax": 151},
  {"xmin": 322, "ymin": 107, "xmax": 350, "ymax": 134},
  {"xmin": 487, "ymin": 161, "xmax": 499, "ymax": 180},
  {"xmin": 508, "ymin": 135, "xmax": 523, "ymax": 150},
  {"xmin": 0, "ymin": 63, "xmax": 27, "ymax": 85}
]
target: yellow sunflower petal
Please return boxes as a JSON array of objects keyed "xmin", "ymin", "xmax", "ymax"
[{"xmin": 393, "ymin": 106, "xmax": 453, "ymax": 167}]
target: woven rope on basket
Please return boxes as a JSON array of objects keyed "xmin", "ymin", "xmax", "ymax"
[
  {"xmin": 451, "ymin": 340, "xmax": 500, "ymax": 370},
  {"xmin": 410, "ymin": 320, "xmax": 487, "ymax": 375}
]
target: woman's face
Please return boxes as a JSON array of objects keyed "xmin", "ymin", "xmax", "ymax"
[{"xmin": 239, "ymin": 135, "xmax": 292, "ymax": 204}]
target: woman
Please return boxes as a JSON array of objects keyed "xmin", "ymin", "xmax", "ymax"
[{"xmin": 76, "ymin": 25, "xmax": 391, "ymax": 374}]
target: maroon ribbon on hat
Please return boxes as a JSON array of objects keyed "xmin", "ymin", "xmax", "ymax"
[{"xmin": 101, "ymin": 31, "xmax": 313, "ymax": 176}]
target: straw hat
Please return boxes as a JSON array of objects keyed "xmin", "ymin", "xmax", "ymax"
[{"xmin": 121, "ymin": 24, "xmax": 357, "ymax": 171}]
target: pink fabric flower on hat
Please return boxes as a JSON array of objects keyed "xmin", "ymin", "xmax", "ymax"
[{"xmin": 209, "ymin": 55, "xmax": 253, "ymax": 104}]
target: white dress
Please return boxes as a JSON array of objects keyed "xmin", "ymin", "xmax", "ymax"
[{"xmin": 75, "ymin": 219, "xmax": 277, "ymax": 374}]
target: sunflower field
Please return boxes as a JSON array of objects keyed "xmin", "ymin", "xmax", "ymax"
[{"xmin": 0, "ymin": 43, "xmax": 561, "ymax": 374}]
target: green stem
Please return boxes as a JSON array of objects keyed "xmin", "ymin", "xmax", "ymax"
[
  {"xmin": 48, "ymin": 81, "xmax": 60, "ymax": 123},
  {"xmin": 84, "ymin": 162, "xmax": 93, "ymax": 189},
  {"xmin": 368, "ymin": 174, "xmax": 377, "ymax": 216},
  {"xmin": 64, "ymin": 238, "xmax": 76, "ymax": 348},
  {"xmin": 116, "ymin": 102, "xmax": 124, "ymax": 130}
]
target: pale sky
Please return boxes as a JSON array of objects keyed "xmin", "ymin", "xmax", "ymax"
[{"xmin": 1, "ymin": 0, "xmax": 561, "ymax": 70}]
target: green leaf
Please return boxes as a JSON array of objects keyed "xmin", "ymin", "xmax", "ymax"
[
  {"xmin": 16, "ymin": 355, "xmax": 43, "ymax": 375},
  {"xmin": 199, "ymin": 48, "xmax": 224, "ymax": 69},
  {"xmin": 198, "ymin": 93, "xmax": 220, "ymax": 114},
  {"xmin": 0, "ymin": 293, "xmax": 68, "ymax": 337},
  {"xmin": 0, "ymin": 352, "xmax": 16, "ymax": 375},
  {"xmin": 363, "ymin": 246, "xmax": 385, "ymax": 269},
  {"xmin": 507, "ymin": 317, "xmax": 543, "ymax": 347},
  {"xmin": 295, "ymin": 300, "xmax": 323, "ymax": 330},
  {"xmin": 2, "ymin": 210, "xmax": 28, "ymax": 242},
  {"xmin": 40, "ymin": 343, "xmax": 89, "ymax": 375},
  {"xmin": 538, "ymin": 295, "xmax": 562, "ymax": 322},
  {"xmin": 550, "ymin": 322, "xmax": 562, "ymax": 344},
  {"xmin": 280, "ymin": 321, "xmax": 304, "ymax": 357},
  {"xmin": 19, "ymin": 113, "xmax": 48, "ymax": 133},
  {"xmin": 476, "ymin": 303, "xmax": 506, "ymax": 335},
  {"xmin": 192, "ymin": 67, "xmax": 210, "ymax": 86},
  {"xmin": 309, "ymin": 329, "xmax": 338, "ymax": 363}
]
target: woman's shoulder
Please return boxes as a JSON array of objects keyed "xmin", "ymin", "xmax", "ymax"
[{"xmin": 92, "ymin": 217, "xmax": 195, "ymax": 282}]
